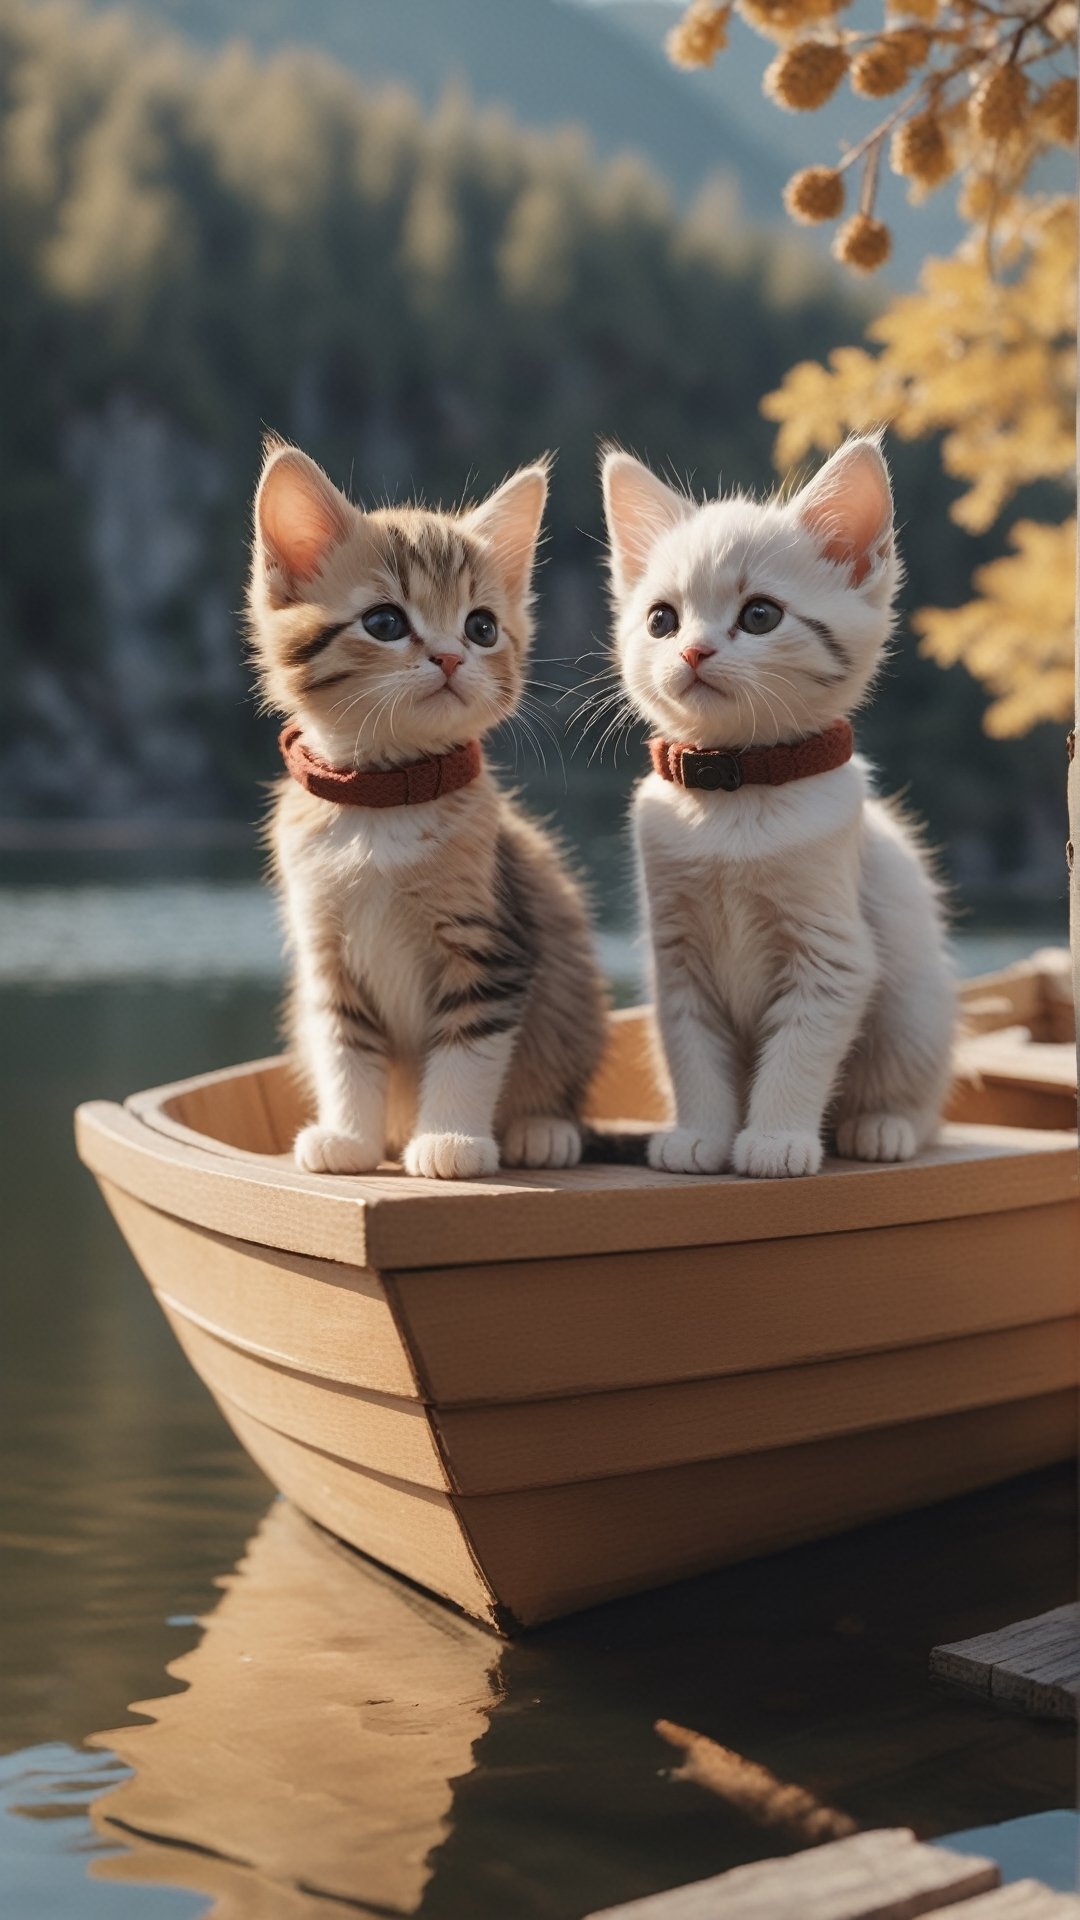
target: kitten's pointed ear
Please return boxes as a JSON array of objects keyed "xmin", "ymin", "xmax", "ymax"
[
  {"xmin": 254, "ymin": 443, "xmax": 353, "ymax": 594},
  {"xmin": 601, "ymin": 449, "xmax": 689, "ymax": 594},
  {"xmin": 464, "ymin": 461, "xmax": 549, "ymax": 599},
  {"xmin": 793, "ymin": 437, "xmax": 893, "ymax": 587}
]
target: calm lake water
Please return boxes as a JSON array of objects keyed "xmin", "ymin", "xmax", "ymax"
[{"xmin": 1, "ymin": 846, "xmax": 1074, "ymax": 1917}]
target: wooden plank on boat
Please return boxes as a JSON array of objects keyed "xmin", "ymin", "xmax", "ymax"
[
  {"xmin": 586, "ymin": 1006, "xmax": 669, "ymax": 1125},
  {"xmin": 959, "ymin": 949, "xmax": 1072, "ymax": 1041},
  {"xmin": 930, "ymin": 1603, "xmax": 1080, "ymax": 1720},
  {"xmin": 160, "ymin": 1307, "xmax": 448, "ymax": 1492},
  {"xmin": 129, "ymin": 1054, "xmax": 296, "ymax": 1156},
  {"xmin": 161, "ymin": 1372, "xmax": 1076, "ymax": 1630},
  {"xmin": 217, "ymin": 1403, "xmax": 499, "ymax": 1625},
  {"xmin": 948, "ymin": 1029, "xmax": 1077, "ymax": 1131},
  {"xmin": 456, "ymin": 1392, "xmax": 1076, "ymax": 1628},
  {"xmin": 76, "ymin": 1097, "xmax": 1080, "ymax": 1274},
  {"xmin": 392, "ymin": 1207, "xmax": 1080, "ymax": 1405},
  {"xmin": 77, "ymin": 1101, "xmax": 373, "ymax": 1265},
  {"xmin": 106, "ymin": 1169, "xmax": 1076, "ymax": 1499},
  {"xmin": 956, "ymin": 1037, "xmax": 1078, "ymax": 1095},
  {"xmin": 99, "ymin": 1181, "xmax": 419, "ymax": 1397},
  {"xmin": 433, "ymin": 1322, "xmax": 1079, "ymax": 1493},
  {"xmin": 584, "ymin": 1827, "xmax": 999, "ymax": 1918},
  {"xmin": 336, "ymin": 1125, "xmax": 1080, "ymax": 1272}
]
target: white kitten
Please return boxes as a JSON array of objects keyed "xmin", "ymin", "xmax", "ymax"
[{"xmin": 602, "ymin": 435, "xmax": 956, "ymax": 1178}]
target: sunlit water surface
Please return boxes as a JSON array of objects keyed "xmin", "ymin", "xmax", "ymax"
[{"xmin": 1, "ymin": 852, "xmax": 1074, "ymax": 1917}]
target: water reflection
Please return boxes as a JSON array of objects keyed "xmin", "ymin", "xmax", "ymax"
[
  {"xmin": 91, "ymin": 1502, "xmax": 501, "ymax": 1917},
  {"xmin": 67, "ymin": 1467, "xmax": 1077, "ymax": 1920}
]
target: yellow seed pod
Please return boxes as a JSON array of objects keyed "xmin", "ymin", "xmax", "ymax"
[
  {"xmin": 1036, "ymin": 75, "xmax": 1078, "ymax": 146},
  {"xmin": 764, "ymin": 39, "xmax": 848, "ymax": 110},
  {"xmin": 832, "ymin": 211, "xmax": 892, "ymax": 271},
  {"xmin": 851, "ymin": 35, "xmax": 915, "ymax": 97},
  {"xmin": 890, "ymin": 108, "xmax": 952, "ymax": 186},
  {"xmin": 957, "ymin": 171, "xmax": 998, "ymax": 220},
  {"xmin": 889, "ymin": 26, "xmax": 932, "ymax": 64},
  {"xmin": 736, "ymin": 0, "xmax": 841, "ymax": 44},
  {"xmin": 784, "ymin": 164, "xmax": 846, "ymax": 222},
  {"xmin": 666, "ymin": 1, "xmax": 730, "ymax": 68},
  {"xmin": 971, "ymin": 64, "xmax": 1030, "ymax": 141},
  {"xmin": 886, "ymin": 0, "xmax": 939, "ymax": 21}
]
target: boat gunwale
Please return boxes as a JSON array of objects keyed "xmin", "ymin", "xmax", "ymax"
[{"xmin": 76, "ymin": 1094, "xmax": 1080, "ymax": 1273}]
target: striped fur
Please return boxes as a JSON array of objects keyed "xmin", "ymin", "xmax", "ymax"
[{"xmin": 249, "ymin": 439, "xmax": 606, "ymax": 1179}]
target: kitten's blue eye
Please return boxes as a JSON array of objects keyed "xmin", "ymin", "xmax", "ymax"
[
  {"xmin": 464, "ymin": 607, "xmax": 498, "ymax": 648},
  {"xmin": 361, "ymin": 603, "xmax": 410, "ymax": 642},
  {"xmin": 647, "ymin": 603, "xmax": 679, "ymax": 638},
  {"xmin": 737, "ymin": 598, "xmax": 783, "ymax": 636}
]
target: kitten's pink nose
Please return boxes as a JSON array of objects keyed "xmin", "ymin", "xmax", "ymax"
[
  {"xmin": 681, "ymin": 644, "xmax": 714, "ymax": 673},
  {"xmin": 430, "ymin": 652, "xmax": 463, "ymax": 680}
]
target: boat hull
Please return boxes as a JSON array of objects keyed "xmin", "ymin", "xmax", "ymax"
[{"xmin": 76, "ymin": 964, "xmax": 1080, "ymax": 1630}]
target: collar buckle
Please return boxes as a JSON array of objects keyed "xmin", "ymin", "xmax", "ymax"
[{"xmin": 680, "ymin": 749, "xmax": 742, "ymax": 792}]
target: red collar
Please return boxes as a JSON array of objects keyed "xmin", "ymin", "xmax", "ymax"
[
  {"xmin": 280, "ymin": 726, "xmax": 483, "ymax": 808},
  {"xmin": 650, "ymin": 720, "xmax": 853, "ymax": 794}
]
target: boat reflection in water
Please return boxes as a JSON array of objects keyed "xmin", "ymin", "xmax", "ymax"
[
  {"xmin": 81, "ymin": 1462, "xmax": 1078, "ymax": 1919},
  {"xmin": 88, "ymin": 1499, "xmax": 502, "ymax": 1918}
]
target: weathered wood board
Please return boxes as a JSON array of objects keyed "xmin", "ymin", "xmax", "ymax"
[
  {"xmin": 958, "ymin": 1887, "xmax": 1080, "ymax": 1917},
  {"xmin": 930, "ymin": 1603, "xmax": 1080, "ymax": 1721},
  {"xmin": 585, "ymin": 1826, "xmax": 999, "ymax": 1918}
]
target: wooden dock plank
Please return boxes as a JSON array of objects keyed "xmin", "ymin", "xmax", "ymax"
[
  {"xmin": 930, "ymin": 1604, "xmax": 1080, "ymax": 1720},
  {"xmin": 585, "ymin": 1827, "xmax": 999, "ymax": 1918},
  {"xmin": 955, "ymin": 1885, "xmax": 1080, "ymax": 1917}
]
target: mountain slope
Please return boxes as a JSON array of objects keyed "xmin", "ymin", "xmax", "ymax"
[{"xmin": 87, "ymin": 0, "xmax": 794, "ymax": 221}]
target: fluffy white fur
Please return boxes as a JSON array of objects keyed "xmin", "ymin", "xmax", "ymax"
[{"xmin": 602, "ymin": 436, "xmax": 956, "ymax": 1178}]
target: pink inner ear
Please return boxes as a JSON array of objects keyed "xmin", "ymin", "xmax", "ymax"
[
  {"xmin": 259, "ymin": 457, "xmax": 349, "ymax": 582},
  {"xmin": 605, "ymin": 461, "xmax": 687, "ymax": 586},
  {"xmin": 799, "ymin": 451, "xmax": 892, "ymax": 586}
]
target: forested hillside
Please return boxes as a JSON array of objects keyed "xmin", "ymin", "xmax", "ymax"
[
  {"xmin": 0, "ymin": 0, "xmax": 1064, "ymax": 896},
  {"xmin": 85, "ymin": 0, "xmax": 793, "ymax": 223}
]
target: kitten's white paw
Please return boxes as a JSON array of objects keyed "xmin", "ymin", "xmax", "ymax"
[
  {"xmin": 647, "ymin": 1129, "xmax": 729, "ymax": 1175},
  {"xmin": 404, "ymin": 1132, "xmax": 499, "ymax": 1181},
  {"xmin": 835, "ymin": 1114, "xmax": 918, "ymax": 1162},
  {"xmin": 294, "ymin": 1126, "xmax": 382, "ymax": 1175},
  {"xmin": 733, "ymin": 1128, "xmax": 822, "ymax": 1179},
  {"xmin": 501, "ymin": 1117, "xmax": 582, "ymax": 1169}
]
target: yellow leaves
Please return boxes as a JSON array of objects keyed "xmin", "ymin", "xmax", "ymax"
[
  {"xmin": 762, "ymin": 202, "xmax": 1075, "ymax": 735},
  {"xmin": 760, "ymin": 347, "xmax": 900, "ymax": 469},
  {"xmin": 668, "ymin": 0, "xmax": 1078, "ymax": 737},
  {"xmin": 764, "ymin": 207, "xmax": 1076, "ymax": 532},
  {"xmin": 914, "ymin": 519, "xmax": 1076, "ymax": 734}
]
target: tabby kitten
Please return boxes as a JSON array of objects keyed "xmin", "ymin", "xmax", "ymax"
[
  {"xmin": 249, "ymin": 439, "xmax": 606, "ymax": 1179},
  {"xmin": 602, "ymin": 435, "xmax": 955, "ymax": 1178}
]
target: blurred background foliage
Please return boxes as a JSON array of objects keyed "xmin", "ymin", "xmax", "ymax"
[
  {"xmin": 666, "ymin": 0, "xmax": 1076, "ymax": 740},
  {"xmin": 0, "ymin": 0, "xmax": 1070, "ymax": 904}
]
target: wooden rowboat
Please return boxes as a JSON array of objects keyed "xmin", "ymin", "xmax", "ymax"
[{"xmin": 75, "ymin": 949, "xmax": 1079, "ymax": 1631}]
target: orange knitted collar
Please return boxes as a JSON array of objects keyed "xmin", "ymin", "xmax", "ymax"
[
  {"xmin": 650, "ymin": 719, "xmax": 854, "ymax": 794},
  {"xmin": 280, "ymin": 726, "xmax": 483, "ymax": 808}
]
